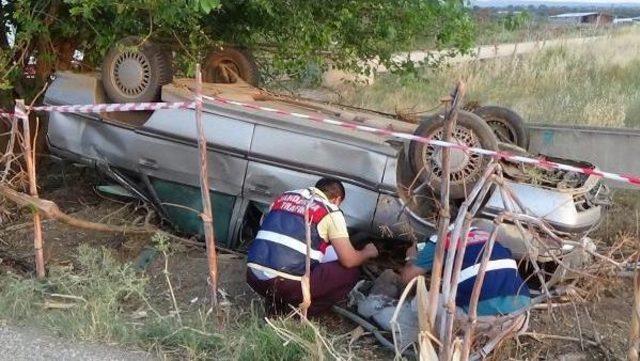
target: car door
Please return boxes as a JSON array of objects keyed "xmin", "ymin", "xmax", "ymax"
[
  {"xmin": 133, "ymin": 108, "xmax": 253, "ymax": 245},
  {"xmin": 245, "ymin": 123, "xmax": 387, "ymax": 234}
]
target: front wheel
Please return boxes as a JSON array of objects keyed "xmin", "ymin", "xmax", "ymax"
[{"xmin": 408, "ymin": 110, "xmax": 499, "ymax": 200}]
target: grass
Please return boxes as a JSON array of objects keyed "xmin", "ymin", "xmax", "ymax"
[
  {"xmin": 0, "ymin": 245, "xmax": 343, "ymax": 360},
  {"xmin": 330, "ymin": 26, "xmax": 640, "ymax": 129}
]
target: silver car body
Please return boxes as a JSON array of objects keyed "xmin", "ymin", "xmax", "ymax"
[{"xmin": 43, "ymin": 72, "xmax": 606, "ymax": 253}]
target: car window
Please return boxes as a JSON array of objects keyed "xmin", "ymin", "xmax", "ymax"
[{"xmin": 151, "ymin": 178, "xmax": 236, "ymax": 246}]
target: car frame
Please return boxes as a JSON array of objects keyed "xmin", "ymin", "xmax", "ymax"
[{"xmin": 43, "ymin": 72, "xmax": 609, "ymax": 258}]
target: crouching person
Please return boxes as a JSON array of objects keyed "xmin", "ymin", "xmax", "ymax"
[
  {"xmin": 246, "ymin": 177, "xmax": 379, "ymax": 317},
  {"xmin": 359, "ymin": 226, "xmax": 530, "ymax": 350}
]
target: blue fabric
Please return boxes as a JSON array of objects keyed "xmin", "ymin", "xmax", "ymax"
[
  {"xmin": 471, "ymin": 295, "xmax": 531, "ymax": 316},
  {"xmin": 413, "ymin": 237, "xmax": 530, "ymax": 316},
  {"xmin": 413, "ymin": 242, "xmax": 436, "ymax": 270}
]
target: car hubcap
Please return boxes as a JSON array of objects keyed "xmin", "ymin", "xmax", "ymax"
[
  {"xmin": 422, "ymin": 126, "xmax": 484, "ymax": 185},
  {"xmin": 113, "ymin": 51, "xmax": 151, "ymax": 96}
]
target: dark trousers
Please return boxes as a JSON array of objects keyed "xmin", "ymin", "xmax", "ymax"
[{"xmin": 246, "ymin": 261, "xmax": 360, "ymax": 317}]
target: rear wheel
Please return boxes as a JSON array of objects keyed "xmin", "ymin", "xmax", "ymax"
[
  {"xmin": 408, "ymin": 111, "xmax": 499, "ymax": 199},
  {"xmin": 203, "ymin": 47, "xmax": 259, "ymax": 86},
  {"xmin": 101, "ymin": 37, "xmax": 173, "ymax": 103}
]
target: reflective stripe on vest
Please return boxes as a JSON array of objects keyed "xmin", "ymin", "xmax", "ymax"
[
  {"xmin": 255, "ymin": 230, "xmax": 325, "ymax": 261},
  {"xmin": 457, "ymin": 258, "xmax": 518, "ymax": 284}
]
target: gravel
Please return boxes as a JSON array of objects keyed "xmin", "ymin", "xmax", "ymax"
[{"xmin": 0, "ymin": 324, "xmax": 155, "ymax": 361}]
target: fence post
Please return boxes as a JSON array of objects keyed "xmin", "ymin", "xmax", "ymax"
[
  {"xmin": 195, "ymin": 64, "xmax": 219, "ymax": 307},
  {"xmin": 15, "ymin": 100, "xmax": 45, "ymax": 279}
]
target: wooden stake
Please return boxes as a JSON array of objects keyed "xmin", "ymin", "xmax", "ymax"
[
  {"xmin": 195, "ymin": 64, "xmax": 219, "ymax": 307},
  {"xmin": 426, "ymin": 82, "xmax": 466, "ymax": 333},
  {"xmin": 300, "ymin": 200, "xmax": 313, "ymax": 320},
  {"xmin": 629, "ymin": 257, "xmax": 640, "ymax": 361},
  {"xmin": 440, "ymin": 163, "xmax": 498, "ymax": 349},
  {"xmin": 15, "ymin": 100, "xmax": 45, "ymax": 279},
  {"xmin": 461, "ymin": 217, "xmax": 502, "ymax": 361}
]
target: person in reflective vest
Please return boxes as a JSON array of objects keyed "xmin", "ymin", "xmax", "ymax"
[
  {"xmin": 247, "ymin": 177, "xmax": 379, "ymax": 316},
  {"xmin": 355, "ymin": 224, "xmax": 530, "ymax": 351},
  {"xmin": 401, "ymin": 227, "xmax": 530, "ymax": 315}
]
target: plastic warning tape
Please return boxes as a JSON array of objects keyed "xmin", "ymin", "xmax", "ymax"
[
  {"xmin": 200, "ymin": 93, "xmax": 640, "ymax": 187},
  {"xmin": 30, "ymin": 101, "xmax": 196, "ymax": 113},
  {"xmin": 0, "ymin": 110, "xmax": 13, "ymax": 119}
]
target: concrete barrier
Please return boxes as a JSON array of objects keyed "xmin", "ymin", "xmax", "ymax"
[{"xmin": 528, "ymin": 123, "xmax": 640, "ymax": 188}]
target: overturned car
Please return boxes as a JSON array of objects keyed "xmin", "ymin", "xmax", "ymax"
[{"xmin": 42, "ymin": 71, "xmax": 610, "ymax": 260}]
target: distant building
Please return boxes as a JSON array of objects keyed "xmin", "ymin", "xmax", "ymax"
[{"xmin": 549, "ymin": 12, "xmax": 614, "ymax": 26}]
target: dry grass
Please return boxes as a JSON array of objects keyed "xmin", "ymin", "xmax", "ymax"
[
  {"xmin": 330, "ymin": 26, "xmax": 640, "ymax": 128},
  {"xmin": 0, "ymin": 245, "xmax": 350, "ymax": 360}
]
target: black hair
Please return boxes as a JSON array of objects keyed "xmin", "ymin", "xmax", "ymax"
[{"xmin": 315, "ymin": 177, "xmax": 346, "ymax": 200}]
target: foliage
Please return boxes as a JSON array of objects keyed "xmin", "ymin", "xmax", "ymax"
[
  {"xmin": 500, "ymin": 11, "xmax": 532, "ymax": 31},
  {"xmin": 0, "ymin": 0, "xmax": 474, "ymax": 102}
]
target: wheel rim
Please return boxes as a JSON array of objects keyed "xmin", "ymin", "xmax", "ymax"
[
  {"xmin": 485, "ymin": 116, "xmax": 518, "ymax": 144},
  {"xmin": 421, "ymin": 125, "xmax": 484, "ymax": 186},
  {"xmin": 111, "ymin": 50, "xmax": 151, "ymax": 97}
]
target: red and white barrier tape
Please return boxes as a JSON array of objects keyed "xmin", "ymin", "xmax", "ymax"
[
  {"xmin": 0, "ymin": 110, "xmax": 13, "ymax": 119},
  {"xmin": 30, "ymin": 101, "xmax": 196, "ymax": 113},
  {"xmin": 200, "ymin": 93, "xmax": 640, "ymax": 186},
  {"xmin": 3, "ymin": 95, "xmax": 640, "ymax": 186}
]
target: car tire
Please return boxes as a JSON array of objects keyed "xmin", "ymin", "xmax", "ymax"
[
  {"xmin": 101, "ymin": 37, "xmax": 173, "ymax": 104},
  {"xmin": 408, "ymin": 110, "xmax": 499, "ymax": 200},
  {"xmin": 203, "ymin": 47, "xmax": 259, "ymax": 86},
  {"xmin": 473, "ymin": 106, "xmax": 529, "ymax": 149}
]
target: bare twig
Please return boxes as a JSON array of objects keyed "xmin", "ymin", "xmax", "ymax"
[
  {"xmin": 629, "ymin": 256, "xmax": 640, "ymax": 361},
  {"xmin": 461, "ymin": 217, "xmax": 502, "ymax": 361},
  {"xmin": 520, "ymin": 331, "xmax": 600, "ymax": 347},
  {"xmin": 162, "ymin": 249, "xmax": 182, "ymax": 325}
]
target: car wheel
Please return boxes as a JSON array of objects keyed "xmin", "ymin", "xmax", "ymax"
[
  {"xmin": 408, "ymin": 110, "xmax": 499, "ymax": 200},
  {"xmin": 473, "ymin": 106, "xmax": 529, "ymax": 149},
  {"xmin": 101, "ymin": 36, "xmax": 173, "ymax": 103},
  {"xmin": 203, "ymin": 47, "xmax": 259, "ymax": 86}
]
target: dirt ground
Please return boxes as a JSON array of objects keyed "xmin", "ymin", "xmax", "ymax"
[{"xmin": 0, "ymin": 158, "xmax": 637, "ymax": 360}]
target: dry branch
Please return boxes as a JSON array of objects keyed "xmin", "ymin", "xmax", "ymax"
[
  {"xmin": 427, "ymin": 81, "xmax": 466, "ymax": 335},
  {"xmin": 0, "ymin": 184, "xmax": 154, "ymax": 234},
  {"xmin": 461, "ymin": 217, "xmax": 502, "ymax": 361},
  {"xmin": 300, "ymin": 200, "xmax": 313, "ymax": 319},
  {"xmin": 195, "ymin": 64, "xmax": 219, "ymax": 307},
  {"xmin": 629, "ymin": 261, "xmax": 640, "ymax": 361},
  {"xmin": 15, "ymin": 100, "xmax": 45, "ymax": 279}
]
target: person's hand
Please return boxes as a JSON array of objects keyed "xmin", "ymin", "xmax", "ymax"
[{"xmin": 363, "ymin": 243, "xmax": 379, "ymax": 259}]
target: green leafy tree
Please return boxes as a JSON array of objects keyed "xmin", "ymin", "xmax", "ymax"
[
  {"xmin": 501, "ymin": 11, "xmax": 532, "ymax": 32},
  {"xmin": 0, "ymin": 0, "xmax": 474, "ymax": 103}
]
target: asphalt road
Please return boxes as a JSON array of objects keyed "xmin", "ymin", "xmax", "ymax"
[{"xmin": 0, "ymin": 324, "xmax": 155, "ymax": 361}]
